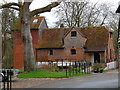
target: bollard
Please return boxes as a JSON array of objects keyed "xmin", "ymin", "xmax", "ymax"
[{"xmin": 79, "ymin": 62, "xmax": 80, "ymax": 74}]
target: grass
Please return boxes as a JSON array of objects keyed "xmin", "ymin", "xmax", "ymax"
[{"xmin": 18, "ymin": 69, "xmax": 91, "ymax": 78}]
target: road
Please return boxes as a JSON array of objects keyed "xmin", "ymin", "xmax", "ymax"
[{"xmin": 32, "ymin": 70, "xmax": 118, "ymax": 88}]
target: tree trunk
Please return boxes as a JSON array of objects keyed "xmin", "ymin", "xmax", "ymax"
[
  {"xmin": 0, "ymin": 12, "xmax": 2, "ymax": 90},
  {"xmin": 20, "ymin": 2, "xmax": 35, "ymax": 72}
]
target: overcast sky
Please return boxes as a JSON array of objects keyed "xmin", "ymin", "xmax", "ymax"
[{"xmin": 1, "ymin": 0, "xmax": 120, "ymax": 27}]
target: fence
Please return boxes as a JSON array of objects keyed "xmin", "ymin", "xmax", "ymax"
[
  {"xmin": 0, "ymin": 69, "xmax": 12, "ymax": 90},
  {"xmin": 36, "ymin": 61, "xmax": 91, "ymax": 78}
]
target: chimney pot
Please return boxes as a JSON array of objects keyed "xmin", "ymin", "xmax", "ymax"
[{"xmin": 60, "ymin": 24, "xmax": 64, "ymax": 28}]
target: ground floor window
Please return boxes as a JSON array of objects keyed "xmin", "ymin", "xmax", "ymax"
[{"xmin": 48, "ymin": 50, "xmax": 53, "ymax": 55}]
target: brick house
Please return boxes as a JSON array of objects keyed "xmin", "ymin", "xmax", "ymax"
[
  {"xmin": 13, "ymin": 16, "xmax": 48, "ymax": 69},
  {"xmin": 36, "ymin": 25, "xmax": 115, "ymax": 65},
  {"xmin": 13, "ymin": 16, "xmax": 115, "ymax": 69}
]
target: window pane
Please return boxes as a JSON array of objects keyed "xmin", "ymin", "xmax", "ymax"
[
  {"xmin": 71, "ymin": 31, "xmax": 76, "ymax": 37},
  {"xmin": 71, "ymin": 49, "xmax": 76, "ymax": 55},
  {"xmin": 48, "ymin": 50, "xmax": 53, "ymax": 55}
]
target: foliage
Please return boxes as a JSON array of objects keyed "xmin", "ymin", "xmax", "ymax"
[
  {"xmin": 39, "ymin": 64, "xmax": 55, "ymax": 72},
  {"xmin": 52, "ymin": 66, "xmax": 60, "ymax": 72},
  {"xmin": 93, "ymin": 63, "xmax": 106, "ymax": 72},
  {"xmin": 100, "ymin": 59, "xmax": 105, "ymax": 63}
]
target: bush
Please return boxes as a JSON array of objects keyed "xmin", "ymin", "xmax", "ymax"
[
  {"xmin": 40, "ymin": 64, "xmax": 55, "ymax": 72},
  {"xmin": 52, "ymin": 66, "xmax": 60, "ymax": 72}
]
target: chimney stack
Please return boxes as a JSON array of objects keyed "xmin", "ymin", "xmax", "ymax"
[{"xmin": 60, "ymin": 24, "xmax": 64, "ymax": 28}]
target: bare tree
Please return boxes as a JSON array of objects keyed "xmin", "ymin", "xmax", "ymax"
[
  {"xmin": 0, "ymin": 0, "xmax": 60, "ymax": 71},
  {"xmin": 54, "ymin": 1, "xmax": 113, "ymax": 27}
]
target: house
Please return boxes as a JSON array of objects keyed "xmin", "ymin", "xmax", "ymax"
[
  {"xmin": 36, "ymin": 25, "xmax": 115, "ymax": 66},
  {"xmin": 13, "ymin": 16, "xmax": 48, "ymax": 69},
  {"xmin": 12, "ymin": 16, "xmax": 115, "ymax": 69}
]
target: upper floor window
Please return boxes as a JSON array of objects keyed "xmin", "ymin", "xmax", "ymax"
[
  {"xmin": 33, "ymin": 19, "xmax": 38, "ymax": 23},
  {"xmin": 71, "ymin": 31, "xmax": 77, "ymax": 37},
  {"xmin": 48, "ymin": 50, "xmax": 53, "ymax": 55},
  {"xmin": 71, "ymin": 49, "xmax": 76, "ymax": 55}
]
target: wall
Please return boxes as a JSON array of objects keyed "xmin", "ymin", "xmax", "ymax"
[
  {"xmin": 13, "ymin": 31, "xmax": 24, "ymax": 69},
  {"xmin": 107, "ymin": 33, "xmax": 115, "ymax": 62}
]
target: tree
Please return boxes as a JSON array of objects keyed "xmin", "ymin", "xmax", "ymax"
[
  {"xmin": 0, "ymin": 0, "xmax": 60, "ymax": 71},
  {"xmin": 2, "ymin": 7, "xmax": 16, "ymax": 68},
  {"xmin": 54, "ymin": 1, "xmax": 114, "ymax": 27}
]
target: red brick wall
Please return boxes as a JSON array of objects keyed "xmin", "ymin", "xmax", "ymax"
[
  {"xmin": 13, "ymin": 30, "xmax": 39, "ymax": 69},
  {"xmin": 13, "ymin": 31, "xmax": 24, "ymax": 69},
  {"xmin": 106, "ymin": 33, "xmax": 115, "ymax": 62}
]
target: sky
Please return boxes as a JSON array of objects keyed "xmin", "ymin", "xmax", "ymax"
[{"xmin": 1, "ymin": 0, "xmax": 120, "ymax": 27}]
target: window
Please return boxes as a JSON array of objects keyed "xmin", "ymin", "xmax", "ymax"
[
  {"xmin": 71, "ymin": 31, "xmax": 77, "ymax": 37},
  {"xmin": 71, "ymin": 49, "xmax": 76, "ymax": 55},
  {"xmin": 48, "ymin": 50, "xmax": 53, "ymax": 55},
  {"xmin": 33, "ymin": 19, "xmax": 38, "ymax": 23}
]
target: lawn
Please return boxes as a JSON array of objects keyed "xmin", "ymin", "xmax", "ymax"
[{"xmin": 18, "ymin": 69, "xmax": 90, "ymax": 78}]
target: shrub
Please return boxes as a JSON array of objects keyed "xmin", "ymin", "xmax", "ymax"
[
  {"xmin": 52, "ymin": 66, "xmax": 60, "ymax": 72},
  {"xmin": 40, "ymin": 64, "xmax": 55, "ymax": 72}
]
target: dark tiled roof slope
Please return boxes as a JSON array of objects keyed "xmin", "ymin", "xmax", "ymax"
[
  {"xmin": 12, "ymin": 16, "xmax": 45, "ymax": 30},
  {"xmin": 37, "ymin": 28, "xmax": 69, "ymax": 48},
  {"xmin": 37, "ymin": 26, "xmax": 109, "ymax": 51},
  {"xmin": 77, "ymin": 26, "xmax": 109, "ymax": 51}
]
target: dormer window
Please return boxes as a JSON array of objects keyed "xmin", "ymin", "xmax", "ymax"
[
  {"xmin": 71, "ymin": 31, "xmax": 77, "ymax": 37},
  {"xmin": 33, "ymin": 19, "xmax": 38, "ymax": 23}
]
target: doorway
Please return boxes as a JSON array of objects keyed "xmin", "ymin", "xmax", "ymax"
[{"xmin": 94, "ymin": 53, "xmax": 100, "ymax": 63}]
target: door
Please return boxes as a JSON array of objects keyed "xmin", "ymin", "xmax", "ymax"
[{"xmin": 94, "ymin": 53, "xmax": 100, "ymax": 63}]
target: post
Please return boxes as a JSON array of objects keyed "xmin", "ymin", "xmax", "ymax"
[
  {"xmin": 66, "ymin": 63, "xmax": 67, "ymax": 77},
  {"xmin": 10, "ymin": 69, "xmax": 12, "ymax": 90},
  {"xmin": 7, "ymin": 70, "xmax": 9, "ymax": 89},
  {"xmin": 79, "ymin": 62, "xmax": 80, "ymax": 74},
  {"xmin": 75, "ymin": 62, "xmax": 77, "ymax": 75},
  {"xmin": 69, "ymin": 63, "xmax": 71, "ymax": 76}
]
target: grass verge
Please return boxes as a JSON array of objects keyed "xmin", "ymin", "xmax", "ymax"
[{"xmin": 18, "ymin": 69, "xmax": 91, "ymax": 78}]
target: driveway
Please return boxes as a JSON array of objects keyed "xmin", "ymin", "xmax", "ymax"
[{"xmin": 31, "ymin": 69, "xmax": 118, "ymax": 88}]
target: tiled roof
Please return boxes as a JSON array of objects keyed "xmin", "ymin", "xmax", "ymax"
[
  {"xmin": 76, "ymin": 26, "xmax": 109, "ymax": 52},
  {"xmin": 37, "ymin": 26, "xmax": 109, "ymax": 51},
  {"xmin": 12, "ymin": 16, "xmax": 45, "ymax": 30},
  {"xmin": 37, "ymin": 28, "xmax": 69, "ymax": 49}
]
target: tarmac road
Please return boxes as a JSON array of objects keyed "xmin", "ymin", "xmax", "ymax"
[{"xmin": 32, "ymin": 70, "xmax": 118, "ymax": 88}]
